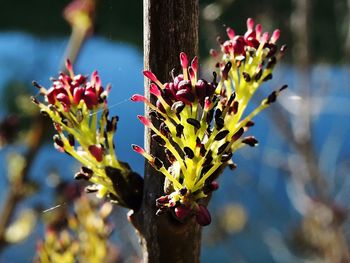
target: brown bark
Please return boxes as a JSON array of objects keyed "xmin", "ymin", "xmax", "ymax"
[{"xmin": 130, "ymin": 1, "xmax": 201, "ymax": 263}]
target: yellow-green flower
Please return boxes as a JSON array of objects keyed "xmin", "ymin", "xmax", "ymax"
[
  {"xmin": 132, "ymin": 18, "xmax": 287, "ymax": 226},
  {"xmin": 32, "ymin": 61, "xmax": 143, "ymax": 209}
]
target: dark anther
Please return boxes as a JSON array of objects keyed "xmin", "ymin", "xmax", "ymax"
[
  {"xmin": 215, "ymin": 117, "xmax": 224, "ymax": 130},
  {"xmin": 171, "ymin": 101, "xmax": 185, "ymax": 114},
  {"xmin": 187, "ymin": 118, "xmax": 201, "ymax": 130},
  {"xmin": 152, "ymin": 134, "xmax": 166, "ymax": 146},
  {"xmin": 107, "ymin": 116, "xmax": 118, "ymax": 132},
  {"xmin": 214, "ymin": 109, "xmax": 222, "ymax": 120},
  {"xmin": 67, "ymin": 134, "xmax": 75, "ymax": 146},
  {"xmin": 179, "ymin": 187, "xmax": 187, "ymax": 196},
  {"xmin": 263, "ymin": 73, "xmax": 273, "ymax": 82},
  {"xmin": 85, "ymin": 184, "xmax": 99, "ymax": 193},
  {"xmin": 242, "ymin": 72, "xmax": 251, "ymax": 82},
  {"xmin": 266, "ymin": 57, "xmax": 277, "ymax": 69},
  {"xmin": 149, "ymin": 111, "xmax": 157, "ymax": 119},
  {"xmin": 203, "ymin": 153, "xmax": 213, "ymax": 167},
  {"xmin": 222, "ymin": 62, "xmax": 232, "ymax": 80},
  {"xmin": 266, "ymin": 91, "xmax": 277, "ymax": 104},
  {"xmin": 221, "ymin": 152, "xmax": 233, "ymax": 162},
  {"xmin": 74, "ymin": 172, "xmax": 89, "ymax": 180},
  {"xmin": 217, "ymin": 141, "xmax": 230, "ymax": 155},
  {"xmin": 30, "ymin": 96, "xmax": 40, "ymax": 105},
  {"xmin": 214, "ymin": 130, "xmax": 229, "ymax": 141},
  {"xmin": 160, "ymin": 123, "xmax": 170, "ymax": 137},
  {"xmin": 201, "ymin": 164, "xmax": 213, "ymax": 175},
  {"xmin": 53, "ymin": 134, "xmax": 64, "ymax": 147},
  {"xmin": 227, "ymin": 92, "xmax": 236, "ymax": 106},
  {"xmin": 200, "ymin": 144, "xmax": 206, "ymax": 157},
  {"xmin": 32, "ymin": 81, "xmax": 44, "ymax": 90},
  {"xmin": 196, "ymin": 137, "xmax": 201, "ymax": 147},
  {"xmin": 184, "ymin": 146, "xmax": 194, "ymax": 159},
  {"xmin": 232, "ymin": 127, "xmax": 244, "ymax": 141},
  {"xmin": 40, "ymin": 109, "xmax": 49, "ymax": 117},
  {"xmin": 212, "ymin": 71, "xmax": 217, "ymax": 84},
  {"xmin": 254, "ymin": 69, "xmax": 263, "ymax": 81},
  {"xmin": 153, "ymin": 157, "xmax": 164, "ymax": 170},
  {"xmin": 165, "ymin": 149, "xmax": 176, "ymax": 164},
  {"xmin": 176, "ymin": 124, "xmax": 184, "ymax": 137},
  {"xmin": 280, "ymin": 84, "xmax": 288, "ymax": 91},
  {"xmin": 242, "ymin": 136, "xmax": 258, "ymax": 147},
  {"xmin": 230, "ymin": 101, "xmax": 239, "ymax": 114},
  {"xmin": 245, "ymin": 120, "xmax": 255, "ymax": 127},
  {"xmin": 206, "ymin": 109, "xmax": 214, "ymax": 123},
  {"xmin": 228, "ymin": 163, "xmax": 237, "ymax": 170},
  {"xmin": 81, "ymin": 166, "xmax": 93, "ymax": 175}
]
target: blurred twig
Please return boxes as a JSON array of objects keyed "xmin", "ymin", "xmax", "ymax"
[
  {"xmin": 0, "ymin": 116, "xmax": 45, "ymax": 250},
  {"xmin": 0, "ymin": 0, "xmax": 96, "ymax": 253}
]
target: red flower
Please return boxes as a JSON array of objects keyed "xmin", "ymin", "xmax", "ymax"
[{"xmin": 45, "ymin": 61, "xmax": 107, "ymax": 111}]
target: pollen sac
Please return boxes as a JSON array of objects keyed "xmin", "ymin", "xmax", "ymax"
[
  {"xmin": 184, "ymin": 147, "xmax": 194, "ymax": 159},
  {"xmin": 187, "ymin": 118, "xmax": 201, "ymax": 130},
  {"xmin": 171, "ymin": 101, "xmax": 185, "ymax": 114},
  {"xmin": 242, "ymin": 136, "xmax": 258, "ymax": 147},
  {"xmin": 152, "ymin": 134, "xmax": 166, "ymax": 146},
  {"xmin": 214, "ymin": 130, "xmax": 229, "ymax": 141}
]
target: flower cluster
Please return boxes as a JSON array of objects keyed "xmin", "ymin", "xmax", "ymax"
[
  {"xmin": 36, "ymin": 195, "xmax": 115, "ymax": 263},
  {"xmin": 32, "ymin": 61, "xmax": 143, "ymax": 209},
  {"xmin": 132, "ymin": 18, "xmax": 286, "ymax": 226}
]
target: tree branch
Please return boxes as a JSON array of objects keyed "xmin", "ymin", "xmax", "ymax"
[{"xmin": 130, "ymin": 1, "xmax": 200, "ymax": 262}]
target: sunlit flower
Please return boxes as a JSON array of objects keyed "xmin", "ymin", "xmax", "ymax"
[
  {"xmin": 31, "ymin": 61, "xmax": 143, "ymax": 209},
  {"xmin": 132, "ymin": 18, "xmax": 286, "ymax": 226}
]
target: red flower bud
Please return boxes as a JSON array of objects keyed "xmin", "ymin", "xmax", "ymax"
[
  {"xmin": 195, "ymin": 79, "xmax": 207, "ymax": 102},
  {"xmin": 131, "ymin": 144, "xmax": 145, "ymax": 155},
  {"xmin": 175, "ymin": 205, "xmax": 191, "ymax": 221},
  {"xmin": 73, "ymin": 87, "xmax": 84, "ymax": 104},
  {"xmin": 173, "ymin": 75, "xmax": 184, "ymax": 89},
  {"xmin": 179, "ymin": 52, "xmax": 188, "ymax": 68},
  {"xmin": 175, "ymin": 88, "xmax": 194, "ymax": 105},
  {"xmin": 196, "ymin": 205, "xmax": 211, "ymax": 226},
  {"xmin": 84, "ymin": 90, "xmax": 98, "ymax": 109},
  {"xmin": 191, "ymin": 56, "xmax": 198, "ymax": 73},
  {"xmin": 270, "ymin": 29, "xmax": 280, "ymax": 44},
  {"xmin": 233, "ymin": 36, "xmax": 245, "ymax": 55},
  {"xmin": 137, "ymin": 115, "xmax": 152, "ymax": 127},
  {"xmin": 88, "ymin": 144, "xmax": 104, "ymax": 162},
  {"xmin": 150, "ymin": 83, "xmax": 161, "ymax": 97},
  {"xmin": 246, "ymin": 17, "xmax": 255, "ymax": 31},
  {"xmin": 131, "ymin": 94, "xmax": 147, "ymax": 102},
  {"xmin": 226, "ymin": 27, "xmax": 235, "ymax": 39},
  {"xmin": 56, "ymin": 93, "xmax": 71, "ymax": 109},
  {"xmin": 143, "ymin": 70, "xmax": 158, "ymax": 82}
]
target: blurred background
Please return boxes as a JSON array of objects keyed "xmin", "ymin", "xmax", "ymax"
[{"xmin": 0, "ymin": 0, "xmax": 350, "ymax": 262}]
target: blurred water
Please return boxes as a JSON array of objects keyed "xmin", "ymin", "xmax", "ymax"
[{"xmin": 0, "ymin": 32, "xmax": 349, "ymax": 262}]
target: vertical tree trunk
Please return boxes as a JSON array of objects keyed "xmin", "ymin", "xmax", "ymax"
[{"xmin": 130, "ymin": 1, "xmax": 200, "ymax": 263}]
